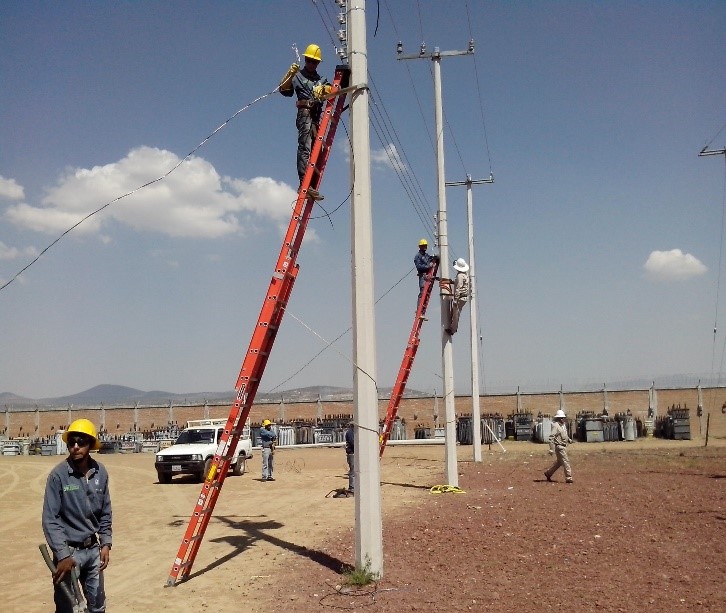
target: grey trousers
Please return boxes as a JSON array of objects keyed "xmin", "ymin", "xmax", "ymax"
[
  {"xmin": 296, "ymin": 108, "xmax": 320, "ymax": 183},
  {"xmin": 346, "ymin": 452, "xmax": 355, "ymax": 492},
  {"xmin": 261, "ymin": 447, "xmax": 274, "ymax": 479}
]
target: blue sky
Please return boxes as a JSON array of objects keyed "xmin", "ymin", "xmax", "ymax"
[{"xmin": 1, "ymin": 1, "xmax": 725, "ymax": 399}]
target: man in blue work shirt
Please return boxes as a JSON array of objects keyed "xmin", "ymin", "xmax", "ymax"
[
  {"xmin": 259, "ymin": 419, "xmax": 277, "ymax": 481},
  {"xmin": 42, "ymin": 418, "xmax": 112, "ymax": 612},
  {"xmin": 414, "ymin": 238, "xmax": 437, "ymax": 308},
  {"xmin": 279, "ymin": 43, "xmax": 330, "ymax": 201}
]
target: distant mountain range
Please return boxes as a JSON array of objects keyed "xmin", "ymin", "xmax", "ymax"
[
  {"xmin": 1, "ymin": 374, "xmax": 720, "ymax": 410},
  {"xmin": 0, "ymin": 384, "xmax": 430, "ymax": 410}
]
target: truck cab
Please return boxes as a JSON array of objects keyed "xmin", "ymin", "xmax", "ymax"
[{"xmin": 154, "ymin": 418, "xmax": 253, "ymax": 483}]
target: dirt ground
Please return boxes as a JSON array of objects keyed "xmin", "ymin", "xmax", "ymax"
[{"xmin": 1, "ymin": 438, "xmax": 723, "ymax": 612}]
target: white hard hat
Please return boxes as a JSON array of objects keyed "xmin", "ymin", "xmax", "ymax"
[
  {"xmin": 453, "ymin": 258, "xmax": 469, "ymax": 272},
  {"xmin": 553, "ymin": 409, "xmax": 567, "ymax": 419}
]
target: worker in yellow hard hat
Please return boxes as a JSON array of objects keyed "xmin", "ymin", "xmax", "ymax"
[
  {"xmin": 42, "ymin": 418, "xmax": 113, "ymax": 610},
  {"xmin": 414, "ymin": 238, "xmax": 438, "ymax": 308},
  {"xmin": 259, "ymin": 419, "xmax": 277, "ymax": 481},
  {"xmin": 279, "ymin": 43, "xmax": 331, "ymax": 202}
]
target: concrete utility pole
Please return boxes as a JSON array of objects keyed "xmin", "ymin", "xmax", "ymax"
[
  {"xmin": 399, "ymin": 40, "xmax": 474, "ymax": 485},
  {"xmin": 348, "ymin": 0, "xmax": 383, "ymax": 577},
  {"xmin": 446, "ymin": 174, "xmax": 493, "ymax": 462}
]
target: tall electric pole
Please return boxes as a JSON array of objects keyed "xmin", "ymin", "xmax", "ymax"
[
  {"xmin": 445, "ymin": 174, "xmax": 493, "ymax": 462},
  {"xmin": 347, "ymin": 0, "xmax": 383, "ymax": 577},
  {"xmin": 398, "ymin": 40, "xmax": 474, "ymax": 485}
]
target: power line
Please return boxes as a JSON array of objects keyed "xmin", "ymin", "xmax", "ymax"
[{"xmin": 0, "ymin": 88, "xmax": 278, "ymax": 294}]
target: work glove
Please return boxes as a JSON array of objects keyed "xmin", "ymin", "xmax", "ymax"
[
  {"xmin": 548, "ymin": 449, "xmax": 554, "ymax": 455},
  {"xmin": 279, "ymin": 63, "xmax": 299, "ymax": 91},
  {"xmin": 312, "ymin": 83, "xmax": 333, "ymax": 100}
]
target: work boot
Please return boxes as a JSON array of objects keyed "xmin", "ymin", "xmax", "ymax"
[
  {"xmin": 306, "ymin": 187, "xmax": 324, "ymax": 201},
  {"xmin": 544, "ymin": 472, "xmax": 552, "ymax": 482}
]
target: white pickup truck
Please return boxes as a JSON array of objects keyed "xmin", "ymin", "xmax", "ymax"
[{"xmin": 154, "ymin": 418, "xmax": 253, "ymax": 483}]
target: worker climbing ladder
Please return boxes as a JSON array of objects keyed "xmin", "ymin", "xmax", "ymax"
[
  {"xmin": 379, "ymin": 259, "xmax": 440, "ymax": 456},
  {"xmin": 166, "ymin": 65, "xmax": 351, "ymax": 586}
]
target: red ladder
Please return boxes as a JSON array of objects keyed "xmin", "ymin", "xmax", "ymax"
[
  {"xmin": 166, "ymin": 65, "xmax": 351, "ymax": 586},
  {"xmin": 379, "ymin": 258, "xmax": 439, "ymax": 457}
]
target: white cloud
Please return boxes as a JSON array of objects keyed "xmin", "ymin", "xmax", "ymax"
[
  {"xmin": 644, "ymin": 249, "xmax": 707, "ymax": 281},
  {"xmin": 340, "ymin": 141, "xmax": 406, "ymax": 173},
  {"xmin": 0, "ymin": 176, "xmax": 25, "ymax": 200},
  {"xmin": 3, "ymin": 147, "xmax": 300, "ymax": 239},
  {"xmin": 371, "ymin": 143, "xmax": 406, "ymax": 171},
  {"xmin": 0, "ymin": 241, "xmax": 38, "ymax": 260}
]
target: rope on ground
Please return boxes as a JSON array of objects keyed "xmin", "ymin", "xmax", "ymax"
[
  {"xmin": 325, "ymin": 488, "xmax": 353, "ymax": 498},
  {"xmin": 429, "ymin": 484, "xmax": 466, "ymax": 495}
]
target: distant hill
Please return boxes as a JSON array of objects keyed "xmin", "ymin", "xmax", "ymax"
[
  {"xmin": 0, "ymin": 383, "xmax": 430, "ymax": 410},
  {"xmin": 2, "ymin": 374, "xmax": 718, "ymax": 410}
]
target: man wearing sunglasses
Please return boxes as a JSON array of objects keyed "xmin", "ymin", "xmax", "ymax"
[{"xmin": 42, "ymin": 418, "xmax": 113, "ymax": 612}]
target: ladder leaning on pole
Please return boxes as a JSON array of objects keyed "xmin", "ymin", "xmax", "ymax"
[
  {"xmin": 379, "ymin": 258, "xmax": 439, "ymax": 457},
  {"xmin": 166, "ymin": 64, "xmax": 351, "ymax": 586}
]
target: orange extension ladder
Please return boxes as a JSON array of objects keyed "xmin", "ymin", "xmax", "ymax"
[
  {"xmin": 166, "ymin": 65, "xmax": 351, "ymax": 586},
  {"xmin": 379, "ymin": 258, "xmax": 439, "ymax": 457}
]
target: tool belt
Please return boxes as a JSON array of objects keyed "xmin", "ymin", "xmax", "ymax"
[
  {"xmin": 68, "ymin": 535, "xmax": 98, "ymax": 549},
  {"xmin": 296, "ymin": 99, "xmax": 320, "ymax": 109}
]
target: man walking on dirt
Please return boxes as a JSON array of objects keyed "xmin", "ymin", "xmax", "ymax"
[
  {"xmin": 544, "ymin": 409, "xmax": 574, "ymax": 483},
  {"xmin": 42, "ymin": 418, "xmax": 112, "ymax": 612}
]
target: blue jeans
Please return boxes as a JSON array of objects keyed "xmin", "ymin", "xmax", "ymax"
[{"xmin": 54, "ymin": 545, "xmax": 105, "ymax": 612}]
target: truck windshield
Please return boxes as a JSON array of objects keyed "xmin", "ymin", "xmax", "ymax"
[{"xmin": 175, "ymin": 429, "xmax": 216, "ymax": 445}]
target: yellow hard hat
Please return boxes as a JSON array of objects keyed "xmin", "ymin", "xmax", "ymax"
[
  {"xmin": 303, "ymin": 44, "xmax": 322, "ymax": 62},
  {"xmin": 262, "ymin": 419, "xmax": 272, "ymax": 426},
  {"xmin": 63, "ymin": 418, "xmax": 101, "ymax": 450},
  {"xmin": 418, "ymin": 239, "xmax": 428, "ymax": 246}
]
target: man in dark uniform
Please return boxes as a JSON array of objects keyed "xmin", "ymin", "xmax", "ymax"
[
  {"xmin": 345, "ymin": 421, "xmax": 355, "ymax": 494},
  {"xmin": 414, "ymin": 238, "xmax": 436, "ymax": 308},
  {"xmin": 279, "ymin": 43, "xmax": 330, "ymax": 201}
]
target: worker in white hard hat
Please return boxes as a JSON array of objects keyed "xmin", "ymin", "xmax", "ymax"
[
  {"xmin": 544, "ymin": 409, "xmax": 574, "ymax": 483},
  {"xmin": 444, "ymin": 257, "xmax": 470, "ymax": 334},
  {"xmin": 259, "ymin": 419, "xmax": 277, "ymax": 481},
  {"xmin": 414, "ymin": 238, "xmax": 438, "ymax": 309},
  {"xmin": 42, "ymin": 418, "xmax": 113, "ymax": 611},
  {"xmin": 279, "ymin": 43, "xmax": 330, "ymax": 201}
]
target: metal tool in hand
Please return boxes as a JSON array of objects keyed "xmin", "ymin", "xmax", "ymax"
[{"xmin": 39, "ymin": 544, "xmax": 89, "ymax": 613}]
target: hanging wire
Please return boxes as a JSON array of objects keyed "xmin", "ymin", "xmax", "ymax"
[
  {"xmin": 466, "ymin": 0, "xmax": 494, "ymax": 175},
  {"xmin": 268, "ymin": 266, "xmax": 414, "ymax": 392},
  {"xmin": 381, "ymin": 1, "xmax": 436, "ymax": 153},
  {"xmin": 0, "ymin": 88, "xmax": 278, "ymax": 294}
]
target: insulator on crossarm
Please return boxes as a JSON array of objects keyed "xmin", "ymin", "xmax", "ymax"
[
  {"xmin": 420, "ymin": 42, "xmax": 426, "ymax": 55},
  {"xmin": 396, "ymin": 41, "xmax": 403, "ymax": 54},
  {"xmin": 468, "ymin": 38, "xmax": 475, "ymax": 53}
]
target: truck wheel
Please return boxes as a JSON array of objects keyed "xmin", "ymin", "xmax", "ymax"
[
  {"xmin": 197, "ymin": 458, "xmax": 213, "ymax": 483},
  {"xmin": 232, "ymin": 454, "xmax": 247, "ymax": 476},
  {"xmin": 158, "ymin": 472, "xmax": 171, "ymax": 484},
  {"xmin": 198, "ymin": 458, "xmax": 213, "ymax": 483}
]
